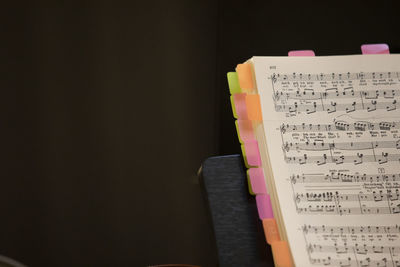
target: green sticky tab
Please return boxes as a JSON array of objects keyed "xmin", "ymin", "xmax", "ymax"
[
  {"xmin": 246, "ymin": 170, "xmax": 255, "ymax": 195},
  {"xmin": 235, "ymin": 120, "xmax": 243, "ymax": 144},
  {"xmin": 227, "ymin": 72, "xmax": 241, "ymax": 94},
  {"xmin": 241, "ymin": 144, "xmax": 250, "ymax": 169},
  {"xmin": 230, "ymin": 95, "xmax": 238, "ymax": 118}
]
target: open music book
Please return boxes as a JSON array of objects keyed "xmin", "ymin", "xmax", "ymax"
[{"xmin": 228, "ymin": 53, "xmax": 400, "ymax": 267}]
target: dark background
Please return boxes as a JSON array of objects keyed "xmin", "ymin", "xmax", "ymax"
[{"xmin": 1, "ymin": 1, "xmax": 400, "ymax": 266}]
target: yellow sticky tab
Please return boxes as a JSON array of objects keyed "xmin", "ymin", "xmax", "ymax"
[
  {"xmin": 246, "ymin": 95, "xmax": 262, "ymax": 121},
  {"xmin": 230, "ymin": 96, "xmax": 238, "ymax": 118},
  {"xmin": 236, "ymin": 63, "xmax": 254, "ymax": 93},
  {"xmin": 240, "ymin": 145, "xmax": 250, "ymax": 169},
  {"xmin": 271, "ymin": 241, "xmax": 294, "ymax": 267},
  {"xmin": 235, "ymin": 120, "xmax": 243, "ymax": 143},
  {"xmin": 227, "ymin": 72, "xmax": 241, "ymax": 94},
  {"xmin": 246, "ymin": 170, "xmax": 255, "ymax": 195}
]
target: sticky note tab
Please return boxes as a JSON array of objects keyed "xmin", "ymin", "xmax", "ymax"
[
  {"xmin": 256, "ymin": 194, "xmax": 274, "ymax": 219},
  {"xmin": 243, "ymin": 140, "xmax": 261, "ymax": 167},
  {"xmin": 230, "ymin": 96, "xmax": 238, "ymax": 118},
  {"xmin": 248, "ymin": 168, "xmax": 267, "ymax": 194},
  {"xmin": 240, "ymin": 144, "xmax": 250, "ymax": 169},
  {"xmin": 227, "ymin": 72, "xmax": 241, "ymax": 94},
  {"xmin": 233, "ymin": 93, "xmax": 248, "ymax": 120},
  {"xmin": 236, "ymin": 63, "xmax": 254, "ymax": 93},
  {"xmin": 262, "ymin": 218, "xmax": 280, "ymax": 244},
  {"xmin": 245, "ymin": 94, "xmax": 262, "ymax": 121},
  {"xmin": 246, "ymin": 175, "xmax": 255, "ymax": 195},
  {"xmin": 288, "ymin": 50, "xmax": 315, "ymax": 57},
  {"xmin": 235, "ymin": 120, "xmax": 255, "ymax": 143},
  {"xmin": 271, "ymin": 241, "xmax": 294, "ymax": 267},
  {"xmin": 361, "ymin": 43, "xmax": 390, "ymax": 54}
]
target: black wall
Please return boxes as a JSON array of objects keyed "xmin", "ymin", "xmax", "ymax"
[
  {"xmin": 2, "ymin": 1, "xmax": 400, "ymax": 266},
  {"xmin": 2, "ymin": 2, "xmax": 218, "ymax": 267}
]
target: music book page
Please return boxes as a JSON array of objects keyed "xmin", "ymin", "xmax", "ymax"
[{"xmin": 253, "ymin": 55, "xmax": 400, "ymax": 267}]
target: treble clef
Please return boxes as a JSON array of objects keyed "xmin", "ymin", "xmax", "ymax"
[
  {"xmin": 290, "ymin": 175, "xmax": 297, "ymax": 184},
  {"xmin": 280, "ymin": 123, "xmax": 287, "ymax": 134},
  {"xmin": 282, "ymin": 142, "xmax": 290, "ymax": 152},
  {"xmin": 273, "ymin": 91, "xmax": 281, "ymax": 101},
  {"xmin": 271, "ymin": 73, "xmax": 277, "ymax": 84}
]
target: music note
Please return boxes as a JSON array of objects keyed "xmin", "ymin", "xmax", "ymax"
[{"xmin": 327, "ymin": 101, "xmax": 337, "ymax": 113}]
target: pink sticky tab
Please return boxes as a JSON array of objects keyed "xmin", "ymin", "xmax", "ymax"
[
  {"xmin": 248, "ymin": 168, "xmax": 267, "ymax": 194},
  {"xmin": 243, "ymin": 140, "xmax": 261, "ymax": 167},
  {"xmin": 256, "ymin": 194, "xmax": 274, "ymax": 219},
  {"xmin": 288, "ymin": 50, "xmax": 315, "ymax": 57},
  {"xmin": 233, "ymin": 93, "xmax": 248, "ymax": 120},
  {"xmin": 237, "ymin": 120, "xmax": 255, "ymax": 142},
  {"xmin": 361, "ymin": 44, "xmax": 390, "ymax": 54}
]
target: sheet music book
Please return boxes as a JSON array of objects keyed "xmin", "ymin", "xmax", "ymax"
[{"xmin": 228, "ymin": 50, "xmax": 400, "ymax": 267}]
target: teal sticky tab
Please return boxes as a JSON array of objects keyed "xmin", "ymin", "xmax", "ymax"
[{"xmin": 227, "ymin": 72, "xmax": 241, "ymax": 94}]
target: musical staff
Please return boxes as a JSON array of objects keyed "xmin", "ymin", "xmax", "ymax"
[
  {"xmin": 280, "ymin": 120, "xmax": 400, "ymax": 134},
  {"xmin": 283, "ymin": 140, "xmax": 400, "ymax": 152},
  {"xmin": 295, "ymin": 191, "xmax": 400, "ymax": 203},
  {"xmin": 271, "ymin": 71, "xmax": 400, "ymax": 82},
  {"xmin": 273, "ymin": 88, "xmax": 398, "ymax": 102},
  {"xmin": 295, "ymin": 190, "xmax": 400, "ymax": 215},
  {"xmin": 275, "ymin": 99, "xmax": 399, "ymax": 114},
  {"xmin": 309, "ymin": 256, "xmax": 400, "ymax": 267},
  {"xmin": 307, "ymin": 243, "xmax": 400, "ymax": 255},
  {"xmin": 297, "ymin": 205, "xmax": 396, "ymax": 215},
  {"xmin": 302, "ymin": 224, "xmax": 400, "ymax": 234},
  {"xmin": 284, "ymin": 152, "xmax": 400, "ymax": 165},
  {"xmin": 290, "ymin": 172, "xmax": 400, "ymax": 184}
]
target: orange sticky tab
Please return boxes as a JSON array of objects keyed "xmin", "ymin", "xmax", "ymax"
[
  {"xmin": 246, "ymin": 94, "xmax": 262, "ymax": 121},
  {"xmin": 271, "ymin": 241, "xmax": 294, "ymax": 267},
  {"xmin": 262, "ymin": 218, "xmax": 280, "ymax": 244},
  {"xmin": 236, "ymin": 63, "xmax": 254, "ymax": 93}
]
